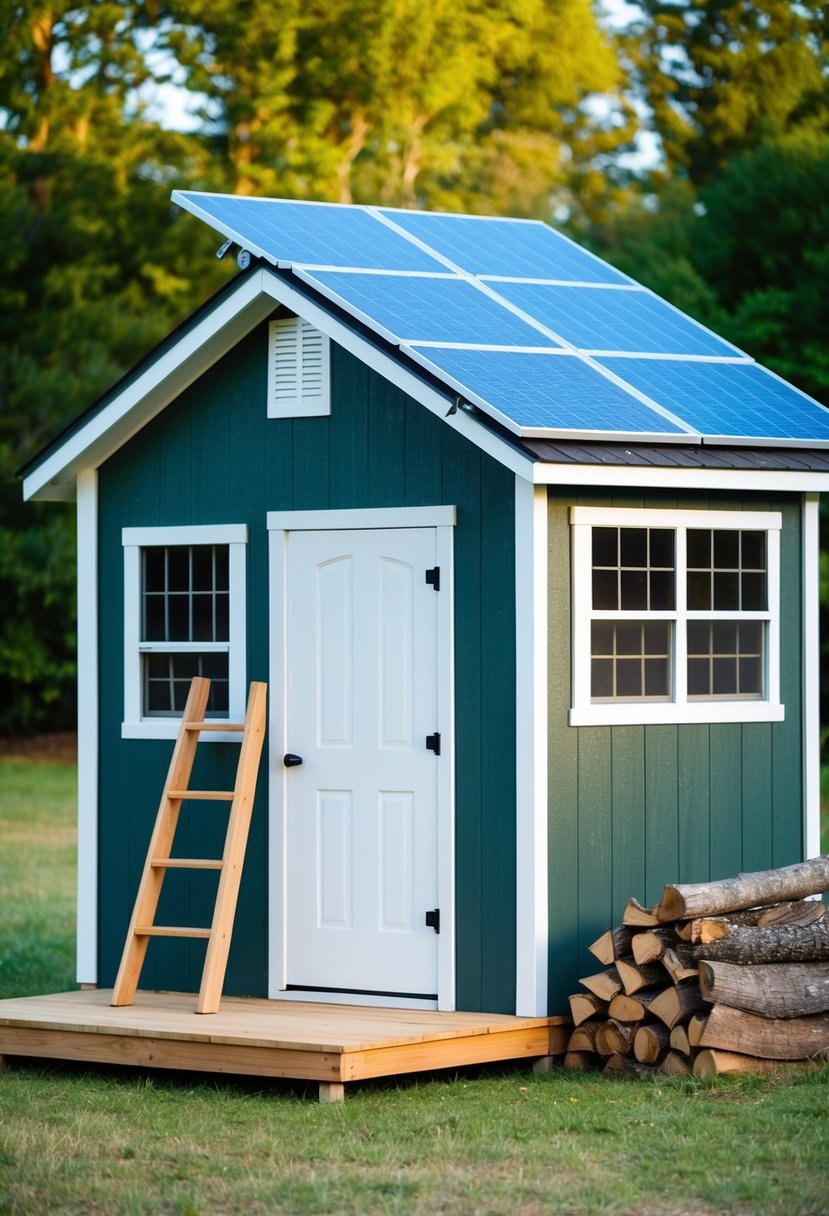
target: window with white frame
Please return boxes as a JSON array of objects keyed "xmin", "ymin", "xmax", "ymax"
[
  {"xmin": 569, "ymin": 507, "xmax": 783, "ymax": 726},
  {"xmin": 122, "ymin": 525, "xmax": 247, "ymax": 738}
]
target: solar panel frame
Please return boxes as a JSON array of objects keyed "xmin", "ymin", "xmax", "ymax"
[
  {"xmin": 404, "ymin": 345, "xmax": 697, "ymax": 442},
  {"xmin": 376, "ymin": 207, "xmax": 634, "ymax": 284},
  {"xmin": 595, "ymin": 357, "xmax": 829, "ymax": 449},
  {"xmin": 487, "ymin": 281, "xmax": 746, "ymax": 358},
  {"xmin": 294, "ymin": 268, "xmax": 564, "ymax": 348}
]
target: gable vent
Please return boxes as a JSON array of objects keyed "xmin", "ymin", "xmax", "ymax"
[{"xmin": 267, "ymin": 316, "xmax": 330, "ymax": 418}]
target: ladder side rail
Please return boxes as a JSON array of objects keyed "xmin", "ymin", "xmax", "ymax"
[
  {"xmin": 110, "ymin": 677, "xmax": 212, "ymax": 1007},
  {"xmin": 196, "ymin": 681, "xmax": 268, "ymax": 1013}
]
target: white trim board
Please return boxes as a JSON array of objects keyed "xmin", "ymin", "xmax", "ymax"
[
  {"xmin": 802, "ymin": 493, "xmax": 821, "ymax": 860},
  {"xmin": 76, "ymin": 470, "xmax": 98, "ymax": 985},
  {"xmin": 533, "ymin": 462, "xmax": 829, "ymax": 493}
]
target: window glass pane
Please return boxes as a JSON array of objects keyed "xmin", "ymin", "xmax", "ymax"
[
  {"xmin": 620, "ymin": 528, "xmax": 647, "ymax": 568},
  {"xmin": 687, "ymin": 621, "xmax": 709, "ymax": 656},
  {"xmin": 687, "ymin": 570, "xmax": 710, "ymax": 610},
  {"xmin": 592, "ymin": 527, "xmax": 617, "ymax": 567},
  {"xmin": 644, "ymin": 621, "xmax": 669, "ymax": 653},
  {"xmin": 644, "ymin": 658, "xmax": 668, "ymax": 697},
  {"xmin": 214, "ymin": 545, "xmax": 229, "ymax": 589},
  {"xmin": 168, "ymin": 594, "xmax": 191, "ymax": 641},
  {"xmin": 615, "ymin": 659, "xmax": 641, "ymax": 697},
  {"xmin": 741, "ymin": 572, "xmax": 766, "ymax": 611},
  {"xmin": 215, "ymin": 591, "xmax": 230, "ymax": 641},
  {"xmin": 649, "ymin": 530, "xmax": 675, "ymax": 569},
  {"xmin": 741, "ymin": 531, "xmax": 766, "ymax": 570},
  {"xmin": 167, "ymin": 547, "xmax": 191, "ymax": 591},
  {"xmin": 740, "ymin": 620, "xmax": 763, "ymax": 653},
  {"xmin": 713, "ymin": 530, "xmax": 739, "ymax": 568},
  {"xmin": 739, "ymin": 656, "xmax": 761, "ymax": 695},
  {"xmin": 649, "ymin": 570, "xmax": 674, "ymax": 610},
  {"xmin": 616, "ymin": 621, "xmax": 642, "ymax": 655},
  {"xmin": 687, "ymin": 657, "xmax": 710, "ymax": 696},
  {"xmin": 143, "ymin": 595, "xmax": 166, "ymax": 642},
  {"xmin": 591, "ymin": 658, "xmax": 614, "ymax": 698},
  {"xmin": 592, "ymin": 569, "xmax": 618, "ymax": 610},
  {"xmin": 192, "ymin": 593, "xmax": 215, "ymax": 642},
  {"xmin": 712, "ymin": 657, "xmax": 737, "ymax": 695},
  {"xmin": 712, "ymin": 621, "xmax": 737, "ymax": 654},
  {"xmin": 620, "ymin": 569, "xmax": 648, "ymax": 610},
  {"xmin": 687, "ymin": 529, "xmax": 710, "ymax": 568},
  {"xmin": 143, "ymin": 548, "xmax": 166, "ymax": 593},
  {"xmin": 191, "ymin": 546, "xmax": 215, "ymax": 590},
  {"xmin": 591, "ymin": 621, "xmax": 614, "ymax": 654},
  {"xmin": 713, "ymin": 571, "xmax": 739, "ymax": 610}
]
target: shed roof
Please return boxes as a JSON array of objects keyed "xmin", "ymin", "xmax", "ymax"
[{"xmin": 174, "ymin": 191, "xmax": 829, "ymax": 451}]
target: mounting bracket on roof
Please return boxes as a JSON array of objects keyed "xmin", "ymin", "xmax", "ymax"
[{"xmin": 216, "ymin": 237, "xmax": 234, "ymax": 260}]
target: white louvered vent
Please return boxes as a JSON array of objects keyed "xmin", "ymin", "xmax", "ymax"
[{"xmin": 267, "ymin": 316, "xmax": 330, "ymax": 418}]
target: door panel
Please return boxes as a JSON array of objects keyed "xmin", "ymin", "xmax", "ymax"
[{"xmin": 284, "ymin": 527, "xmax": 440, "ymax": 996}]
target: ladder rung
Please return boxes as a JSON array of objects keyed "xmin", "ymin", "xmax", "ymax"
[
  {"xmin": 150, "ymin": 858, "xmax": 224, "ymax": 870},
  {"xmin": 166, "ymin": 789, "xmax": 235, "ymax": 801},
  {"xmin": 134, "ymin": 925, "xmax": 212, "ymax": 939},
  {"xmin": 184, "ymin": 721, "xmax": 245, "ymax": 732}
]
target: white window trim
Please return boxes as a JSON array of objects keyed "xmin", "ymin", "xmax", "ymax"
[
  {"xmin": 122, "ymin": 524, "xmax": 247, "ymax": 740},
  {"xmin": 569, "ymin": 506, "xmax": 784, "ymax": 727}
]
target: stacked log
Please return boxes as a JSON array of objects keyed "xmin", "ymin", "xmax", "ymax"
[{"xmin": 565, "ymin": 855, "xmax": 829, "ymax": 1078}]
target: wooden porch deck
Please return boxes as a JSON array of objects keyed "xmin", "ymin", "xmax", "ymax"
[{"xmin": 0, "ymin": 990, "xmax": 569, "ymax": 1101}]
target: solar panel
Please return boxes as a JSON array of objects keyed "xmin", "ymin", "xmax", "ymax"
[
  {"xmin": 300, "ymin": 270, "xmax": 561, "ymax": 347},
  {"xmin": 172, "ymin": 191, "xmax": 445, "ymax": 272},
  {"xmin": 595, "ymin": 358, "xmax": 829, "ymax": 444},
  {"xmin": 173, "ymin": 190, "xmax": 829, "ymax": 448},
  {"xmin": 378, "ymin": 209, "xmax": 630, "ymax": 284},
  {"xmin": 490, "ymin": 282, "xmax": 742, "ymax": 357},
  {"xmin": 406, "ymin": 347, "xmax": 692, "ymax": 438}
]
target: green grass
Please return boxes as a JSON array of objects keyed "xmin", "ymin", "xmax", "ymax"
[{"xmin": 1, "ymin": 754, "xmax": 828, "ymax": 1216}]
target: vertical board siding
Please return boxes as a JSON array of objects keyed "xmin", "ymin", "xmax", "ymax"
[
  {"xmin": 97, "ymin": 327, "xmax": 515, "ymax": 1011},
  {"xmin": 547, "ymin": 490, "xmax": 804, "ymax": 1013}
]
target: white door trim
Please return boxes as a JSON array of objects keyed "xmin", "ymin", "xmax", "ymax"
[{"xmin": 267, "ymin": 506, "xmax": 456, "ymax": 1010}]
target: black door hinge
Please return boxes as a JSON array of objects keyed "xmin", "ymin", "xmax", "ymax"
[
  {"xmin": 426, "ymin": 732, "xmax": 441, "ymax": 755},
  {"xmin": 425, "ymin": 909, "xmax": 440, "ymax": 934},
  {"xmin": 425, "ymin": 566, "xmax": 440, "ymax": 591}
]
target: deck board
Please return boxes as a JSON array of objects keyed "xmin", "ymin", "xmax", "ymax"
[{"xmin": 0, "ymin": 991, "xmax": 569, "ymax": 1089}]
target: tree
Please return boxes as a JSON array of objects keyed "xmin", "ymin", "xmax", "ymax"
[{"xmin": 626, "ymin": 0, "xmax": 829, "ymax": 183}]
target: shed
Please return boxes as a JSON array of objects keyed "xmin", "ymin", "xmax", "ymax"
[{"xmin": 19, "ymin": 194, "xmax": 829, "ymax": 1020}]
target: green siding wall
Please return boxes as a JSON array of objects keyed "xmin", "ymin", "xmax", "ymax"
[
  {"xmin": 547, "ymin": 489, "xmax": 804, "ymax": 1014},
  {"xmin": 97, "ymin": 323, "xmax": 517, "ymax": 1012}
]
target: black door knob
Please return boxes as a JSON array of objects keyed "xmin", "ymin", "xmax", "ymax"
[{"xmin": 283, "ymin": 753, "xmax": 303, "ymax": 767}]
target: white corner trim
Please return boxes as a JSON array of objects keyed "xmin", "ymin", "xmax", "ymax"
[
  {"xmin": 802, "ymin": 493, "xmax": 821, "ymax": 859},
  {"xmin": 76, "ymin": 469, "xmax": 98, "ymax": 984},
  {"xmin": 514, "ymin": 480, "xmax": 548, "ymax": 1016},
  {"xmin": 267, "ymin": 525, "xmax": 288, "ymax": 999}
]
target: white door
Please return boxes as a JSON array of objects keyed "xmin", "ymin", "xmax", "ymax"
[{"xmin": 283, "ymin": 526, "xmax": 442, "ymax": 998}]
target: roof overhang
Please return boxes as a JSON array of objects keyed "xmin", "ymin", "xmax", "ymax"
[{"xmin": 22, "ymin": 264, "xmax": 829, "ymax": 501}]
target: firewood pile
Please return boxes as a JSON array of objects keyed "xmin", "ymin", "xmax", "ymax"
[{"xmin": 566, "ymin": 855, "xmax": 829, "ymax": 1078}]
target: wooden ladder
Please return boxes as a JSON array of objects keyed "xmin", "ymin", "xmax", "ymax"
[{"xmin": 111, "ymin": 676, "xmax": 267, "ymax": 1014}]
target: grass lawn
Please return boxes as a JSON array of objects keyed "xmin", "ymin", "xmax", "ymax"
[{"xmin": 1, "ymin": 753, "xmax": 828, "ymax": 1216}]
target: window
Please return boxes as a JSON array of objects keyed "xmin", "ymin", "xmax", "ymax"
[
  {"xmin": 267, "ymin": 315, "xmax": 330, "ymax": 418},
  {"xmin": 123, "ymin": 525, "xmax": 247, "ymax": 738},
  {"xmin": 570, "ymin": 507, "xmax": 783, "ymax": 726}
]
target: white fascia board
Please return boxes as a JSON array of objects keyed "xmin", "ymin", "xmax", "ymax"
[
  {"xmin": 802, "ymin": 493, "xmax": 821, "ymax": 860},
  {"xmin": 256, "ymin": 273, "xmax": 535, "ymax": 481},
  {"xmin": 23, "ymin": 271, "xmax": 277, "ymax": 502},
  {"xmin": 533, "ymin": 461, "xmax": 829, "ymax": 494}
]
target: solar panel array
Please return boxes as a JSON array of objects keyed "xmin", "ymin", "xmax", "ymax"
[{"xmin": 173, "ymin": 190, "xmax": 829, "ymax": 447}]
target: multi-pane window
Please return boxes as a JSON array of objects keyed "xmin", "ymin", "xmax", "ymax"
[
  {"xmin": 142, "ymin": 545, "xmax": 230, "ymax": 715},
  {"xmin": 570, "ymin": 507, "xmax": 782, "ymax": 726},
  {"xmin": 123, "ymin": 525, "xmax": 247, "ymax": 737}
]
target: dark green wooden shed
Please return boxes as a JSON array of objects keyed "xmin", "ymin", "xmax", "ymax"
[{"xmin": 21, "ymin": 196, "xmax": 829, "ymax": 1017}]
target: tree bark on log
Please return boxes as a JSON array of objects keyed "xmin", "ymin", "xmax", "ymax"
[
  {"xmin": 602, "ymin": 1053, "xmax": 659, "ymax": 1079},
  {"xmin": 588, "ymin": 926, "xmax": 633, "ymax": 965},
  {"xmin": 608, "ymin": 988, "xmax": 665, "ymax": 1023},
  {"xmin": 633, "ymin": 1022, "xmax": 670, "ymax": 1064},
  {"xmin": 579, "ymin": 968, "xmax": 622, "ymax": 1001},
  {"xmin": 658, "ymin": 855, "xmax": 829, "ymax": 921},
  {"xmin": 678, "ymin": 919, "xmax": 829, "ymax": 966},
  {"xmin": 699, "ymin": 960, "xmax": 829, "ymax": 1018},
  {"xmin": 698, "ymin": 1003, "xmax": 829, "ymax": 1060},
  {"xmin": 616, "ymin": 958, "xmax": 666, "ymax": 995},
  {"xmin": 631, "ymin": 927, "xmax": 680, "ymax": 964},
  {"xmin": 650, "ymin": 981, "xmax": 705, "ymax": 1029},
  {"xmin": 567, "ymin": 1020, "xmax": 602, "ymax": 1052},
  {"xmin": 692, "ymin": 1049, "xmax": 809, "ymax": 1079},
  {"xmin": 595, "ymin": 1018, "xmax": 637, "ymax": 1057}
]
